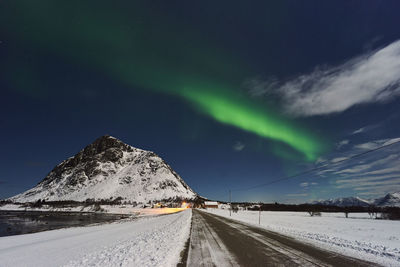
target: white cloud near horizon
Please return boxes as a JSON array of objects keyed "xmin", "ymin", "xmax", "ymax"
[
  {"xmin": 336, "ymin": 173, "xmax": 400, "ymax": 185},
  {"xmin": 313, "ymin": 137, "xmax": 400, "ymax": 197},
  {"xmin": 354, "ymin": 137, "xmax": 400, "ymax": 151},
  {"xmin": 249, "ymin": 40, "xmax": 400, "ymax": 117}
]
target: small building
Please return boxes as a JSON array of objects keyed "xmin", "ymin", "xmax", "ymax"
[
  {"xmin": 153, "ymin": 203, "xmax": 162, "ymax": 208},
  {"xmin": 204, "ymin": 201, "xmax": 219, "ymax": 208}
]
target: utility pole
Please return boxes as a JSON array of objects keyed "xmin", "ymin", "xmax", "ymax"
[
  {"xmin": 259, "ymin": 203, "xmax": 261, "ymax": 225},
  {"xmin": 229, "ymin": 189, "xmax": 231, "ymax": 217}
]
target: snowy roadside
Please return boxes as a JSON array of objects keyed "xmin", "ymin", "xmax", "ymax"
[
  {"xmin": 0, "ymin": 203, "xmax": 186, "ymax": 217},
  {"xmin": 0, "ymin": 209, "xmax": 192, "ymax": 267},
  {"xmin": 203, "ymin": 209, "xmax": 400, "ymax": 266}
]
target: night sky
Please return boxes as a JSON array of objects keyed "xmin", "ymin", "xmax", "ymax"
[{"xmin": 2, "ymin": 1, "xmax": 400, "ymax": 202}]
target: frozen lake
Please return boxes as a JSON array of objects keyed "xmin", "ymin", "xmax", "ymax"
[{"xmin": 0, "ymin": 211, "xmax": 130, "ymax": 237}]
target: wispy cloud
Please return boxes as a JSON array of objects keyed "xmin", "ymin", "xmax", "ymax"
[
  {"xmin": 233, "ymin": 141, "xmax": 245, "ymax": 151},
  {"xmin": 247, "ymin": 40, "xmax": 400, "ymax": 117},
  {"xmin": 354, "ymin": 137, "xmax": 400, "ymax": 150},
  {"xmin": 352, "ymin": 127, "xmax": 365, "ymax": 135},
  {"xmin": 354, "ymin": 141, "xmax": 382, "ymax": 150},
  {"xmin": 315, "ymin": 157, "xmax": 326, "ymax": 164},
  {"xmin": 350, "ymin": 113, "xmax": 400, "ymax": 136},
  {"xmin": 299, "ymin": 182, "xmax": 318, "ymax": 188},
  {"xmin": 336, "ymin": 154, "xmax": 399, "ymax": 175},
  {"xmin": 316, "ymin": 137, "xmax": 400, "ymax": 196},
  {"xmin": 353, "ymin": 184, "xmax": 400, "ymax": 194},
  {"xmin": 336, "ymin": 140, "xmax": 349, "ymax": 149},
  {"xmin": 244, "ymin": 77, "xmax": 279, "ymax": 97},
  {"xmin": 331, "ymin": 156, "xmax": 349, "ymax": 163},
  {"xmin": 336, "ymin": 174, "xmax": 400, "ymax": 188}
]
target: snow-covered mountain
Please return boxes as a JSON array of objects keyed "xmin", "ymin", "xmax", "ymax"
[
  {"xmin": 314, "ymin": 192, "xmax": 400, "ymax": 207},
  {"xmin": 374, "ymin": 192, "xmax": 400, "ymax": 207},
  {"xmin": 314, "ymin": 197, "xmax": 370, "ymax": 207},
  {"xmin": 10, "ymin": 135, "xmax": 197, "ymax": 203}
]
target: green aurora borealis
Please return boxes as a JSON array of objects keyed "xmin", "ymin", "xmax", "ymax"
[
  {"xmin": 2, "ymin": 1, "xmax": 326, "ymax": 161},
  {"xmin": 180, "ymin": 87, "xmax": 323, "ymax": 161}
]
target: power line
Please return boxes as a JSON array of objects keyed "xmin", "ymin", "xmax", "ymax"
[{"xmin": 231, "ymin": 139, "xmax": 400, "ymax": 192}]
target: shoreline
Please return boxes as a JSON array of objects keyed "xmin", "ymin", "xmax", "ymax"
[{"xmin": 0, "ymin": 210, "xmax": 133, "ymax": 237}]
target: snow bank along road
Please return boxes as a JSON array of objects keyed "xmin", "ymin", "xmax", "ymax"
[
  {"xmin": 188, "ymin": 209, "xmax": 375, "ymax": 266},
  {"xmin": 0, "ymin": 209, "xmax": 191, "ymax": 267},
  {"xmin": 205, "ymin": 209, "xmax": 400, "ymax": 266}
]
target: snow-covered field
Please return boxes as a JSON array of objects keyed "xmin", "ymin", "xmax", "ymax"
[
  {"xmin": 204, "ymin": 209, "xmax": 400, "ymax": 266},
  {"xmin": 0, "ymin": 209, "xmax": 191, "ymax": 267}
]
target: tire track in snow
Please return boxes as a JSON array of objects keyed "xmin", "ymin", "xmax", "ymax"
[
  {"xmin": 187, "ymin": 210, "xmax": 238, "ymax": 267},
  {"xmin": 189, "ymin": 210, "xmax": 376, "ymax": 267}
]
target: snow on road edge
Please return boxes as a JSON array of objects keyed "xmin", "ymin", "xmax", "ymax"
[
  {"xmin": 203, "ymin": 209, "xmax": 400, "ymax": 267},
  {"xmin": 63, "ymin": 209, "xmax": 192, "ymax": 267},
  {"xmin": 0, "ymin": 209, "xmax": 192, "ymax": 267}
]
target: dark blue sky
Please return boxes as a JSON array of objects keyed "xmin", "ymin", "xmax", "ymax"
[{"xmin": 1, "ymin": 1, "xmax": 400, "ymax": 202}]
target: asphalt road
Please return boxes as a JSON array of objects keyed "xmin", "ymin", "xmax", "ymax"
[{"xmin": 187, "ymin": 209, "xmax": 376, "ymax": 267}]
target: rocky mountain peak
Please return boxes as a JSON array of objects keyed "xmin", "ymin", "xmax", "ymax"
[
  {"xmin": 82, "ymin": 135, "xmax": 134, "ymax": 156},
  {"xmin": 374, "ymin": 191, "xmax": 400, "ymax": 207},
  {"xmin": 313, "ymin": 196, "xmax": 370, "ymax": 207},
  {"xmin": 38, "ymin": 135, "xmax": 147, "ymax": 188},
  {"xmin": 313, "ymin": 192, "xmax": 400, "ymax": 207},
  {"xmin": 60, "ymin": 135, "xmax": 137, "ymax": 171},
  {"xmin": 11, "ymin": 135, "xmax": 197, "ymax": 203}
]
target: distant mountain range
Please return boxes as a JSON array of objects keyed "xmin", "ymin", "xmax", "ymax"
[
  {"xmin": 10, "ymin": 135, "xmax": 197, "ymax": 203},
  {"xmin": 313, "ymin": 192, "xmax": 400, "ymax": 207},
  {"xmin": 373, "ymin": 192, "xmax": 400, "ymax": 207},
  {"xmin": 314, "ymin": 197, "xmax": 370, "ymax": 207}
]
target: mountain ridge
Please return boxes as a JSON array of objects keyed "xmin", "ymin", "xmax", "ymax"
[
  {"xmin": 313, "ymin": 196, "xmax": 370, "ymax": 207},
  {"xmin": 313, "ymin": 192, "xmax": 400, "ymax": 207},
  {"xmin": 10, "ymin": 135, "xmax": 197, "ymax": 203}
]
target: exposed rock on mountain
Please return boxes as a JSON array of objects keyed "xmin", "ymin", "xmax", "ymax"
[
  {"xmin": 314, "ymin": 197, "xmax": 370, "ymax": 207},
  {"xmin": 314, "ymin": 192, "xmax": 400, "ymax": 207},
  {"xmin": 10, "ymin": 135, "xmax": 197, "ymax": 203},
  {"xmin": 374, "ymin": 192, "xmax": 400, "ymax": 207}
]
